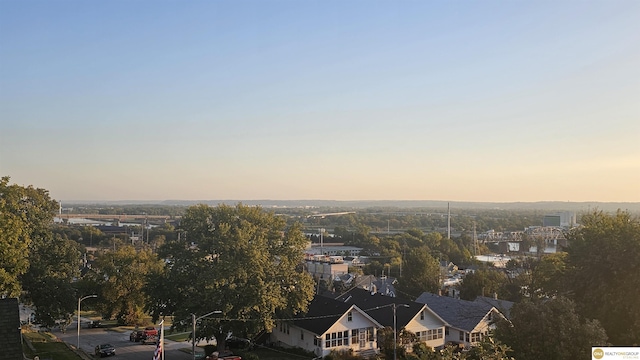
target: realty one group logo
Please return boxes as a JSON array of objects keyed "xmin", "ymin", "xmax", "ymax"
[{"xmin": 593, "ymin": 347, "xmax": 640, "ymax": 360}]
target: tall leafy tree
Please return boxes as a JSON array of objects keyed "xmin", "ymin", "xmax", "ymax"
[
  {"xmin": 397, "ymin": 246, "xmax": 439, "ymax": 299},
  {"xmin": 494, "ymin": 297, "xmax": 607, "ymax": 360},
  {"xmin": 90, "ymin": 245, "xmax": 164, "ymax": 325},
  {"xmin": 0, "ymin": 176, "xmax": 58, "ymax": 297},
  {"xmin": 147, "ymin": 204, "xmax": 315, "ymax": 349},
  {"xmin": 459, "ymin": 268, "xmax": 509, "ymax": 301},
  {"xmin": 564, "ymin": 210, "xmax": 640, "ymax": 344},
  {"xmin": 21, "ymin": 233, "xmax": 81, "ymax": 329},
  {"xmin": 530, "ymin": 252, "xmax": 567, "ymax": 298}
]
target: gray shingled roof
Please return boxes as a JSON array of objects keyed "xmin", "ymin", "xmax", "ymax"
[
  {"xmin": 333, "ymin": 288, "xmax": 423, "ymax": 329},
  {"xmin": 0, "ymin": 298, "xmax": 22, "ymax": 360},
  {"xmin": 293, "ymin": 296, "xmax": 355, "ymax": 335},
  {"xmin": 473, "ymin": 296, "xmax": 514, "ymax": 319},
  {"xmin": 415, "ymin": 292, "xmax": 493, "ymax": 332}
]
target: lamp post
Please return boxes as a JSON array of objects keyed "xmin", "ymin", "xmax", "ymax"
[
  {"xmin": 77, "ymin": 294, "xmax": 97, "ymax": 349},
  {"xmin": 393, "ymin": 303, "xmax": 410, "ymax": 360},
  {"xmin": 192, "ymin": 311, "xmax": 222, "ymax": 360}
]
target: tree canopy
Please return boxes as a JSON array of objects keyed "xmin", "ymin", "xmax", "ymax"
[
  {"xmin": 0, "ymin": 176, "xmax": 58, "ymax": 297},
  {"xmin": 147, "ymin": 204, "xmax": 315, "ymax": 348},
  {"xmin": 494, "ymin": 297, "xmax": 608, "ymax": 360},
  {"xmin": 564, "ymin": 210, "xmax": 640, "ymax": 344}
]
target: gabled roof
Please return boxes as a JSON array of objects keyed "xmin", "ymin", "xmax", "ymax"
[
  {"xmin": 415, "ymin": 292, "xmax": 494, "ymax": 332},
  {"xmin": 473, "ymin": 296, "xmax": 514, "ymax": 319},
  {"xmin": 352, "ymin": 275, "xmax": 397, "ymax": 297},
  {"xmin": 293, "ymin": 296, "xmax": 379, "ymax": 335},
  {"xmin": 332, "ymin": 288, "xmax": 431, "ymax": 329}
]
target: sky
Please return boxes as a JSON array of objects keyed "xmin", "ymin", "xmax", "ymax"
[{"xmin": 1, "ymin": 1, "xmax": 639, "ymax": 203}]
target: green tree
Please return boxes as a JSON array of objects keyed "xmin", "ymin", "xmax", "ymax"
[
  {"xmin": 564, "ymin": 210, "xmax": 640, "ymax": 344},
  {"xmin": 0, "ymin": 176, "xmax": 58, "ymax": 297},
  {"xmin": 376, "ymin": 326, "xmax": 415, "ymax": 360},
  {"xmin": 530, "ymin": 252, "xmax": 566, "ymax": 298},
  {"xmin": 397, "ymin": 246, "xmax": 439, "ymax": 299},
  {"xmin": 90, "ymin": 245, "xmax": 163, "ymax": 325},
  {"xmin": 459, "ymin": 269, "xmax": 508, "ymax": 301},
  {"xmin": 21, "ymin": 233, "xmax": 81, "ymax": 329},
  {"xmin": 147, "ymin": 204, "xmax": 315, "ymax": 349},
  {"xmin": 494, "ymin": 297, "xmax": 608, "ymax": 360}
]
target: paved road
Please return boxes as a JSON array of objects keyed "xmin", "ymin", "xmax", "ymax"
[{"xmin": 53, "ymin": 323, "xmax": 194, "ymax": 360}]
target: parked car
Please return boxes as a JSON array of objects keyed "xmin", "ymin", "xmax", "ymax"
[
  {"xmin": 88, "ymin": 320, "xmax": 102, "ymax": 328},
  {"xmin": 95, "ymin": 343, "xmax": 116, "ymax": 357},
  {"xmin": 141, "ymin": 334, "xmax": 158, "ymax": 344},
  {"xmin": 143, "ymin": 326, "xmax": 158, "ymax": 337},
  {"xmin": 206, "ymin": 350, "xmax": 241, "ymax": 360},
  {"xmin": 130, "ymin": 330, "xmax": 144, "ymax": 342}
]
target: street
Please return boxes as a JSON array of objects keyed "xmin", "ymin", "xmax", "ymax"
[{"xmin": 52, "ymin": 323, "xmax": 194, "ymax": 360}]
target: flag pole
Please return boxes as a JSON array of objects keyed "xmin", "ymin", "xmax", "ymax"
[
  {"xmin": 160, "ymin": 320, "xmax": 165, "ymax": 360},
  {"xmin": 153, "ymin": 320, "xmax": 164, "ymax": 360}
]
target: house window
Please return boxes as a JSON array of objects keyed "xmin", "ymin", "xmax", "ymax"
[
  {"xmin": 465, "ymin": 333, "xmax": 470, "ymax": 342},
  {"xmin": 445, "ymin": 327, "xmax": 449, "ymax": 336},
  {"xmin": 352, "ymin": 329, "xmax": 358, "ymax": 344},
  {"xmin": 459, "ymin": 331, "xmax": 464, "ymax": 341},
  {"xmin": 348, "ymin": 311, "xmax": 352, "ymax": 321},
  {"xmin": 471, "ymin": 332, "xmax": 482, "ymax": 343},
  {"xmin": 314, "ymin": 337, "xmax": 318, "ymax": 346},
  {"xmin": 367, "ymin": 327, "xmax": 374, "ymax": 341},
  {"xmin": 324, "ymin": 331, "xmax": 351, "ymax": 348},
  {"xmin": 420, "ymin": 310, "xmax": 425, "ymax": 320}
]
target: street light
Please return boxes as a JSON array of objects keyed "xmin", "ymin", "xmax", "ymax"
[
  {"xmin": 392, "ymin": 303, "xmax": 410, "ymax": 360},
  {"xmin": 77, "ymin": 294, "xmax": 97, "ymax": 349},
  {"xmin": 192, "ymin": 310, "xmax": 222, "ymax": 360}
]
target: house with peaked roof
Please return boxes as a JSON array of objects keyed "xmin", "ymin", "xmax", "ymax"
[
  {"xmin": 415, "ymin": 292, "xmax": 506, "ymax": 348},
  {"xmin": 334, "ymin": 288, "xmax": 448, "ymax": 350},
  {"xmin": 352, "ymin": 274, "xmax": 397, "ymax": 297},
  {"xmin": 271, "ymin": 296, "xmax": 382, "ymax": 358},
  {"xmin": 473, "ymin": 295, "xmax": 515, "ymax": 320}
]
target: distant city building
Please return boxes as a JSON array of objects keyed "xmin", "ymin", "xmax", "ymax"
[
  {"xmin": 306, "ymin": 243, "xmax": 363, "ymax": 257},
  {"xmin": 543, "ymin": 212, "xmax": 576, "ymax": 228}
]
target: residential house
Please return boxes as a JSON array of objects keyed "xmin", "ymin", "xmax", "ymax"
[
  {"xmin": 271, "ymin": 296, "xmax": 381, "ymax": 358},
  {"xmin": 473, "ymin": 295, "xmax": 515, "ymax": 320},
  {"xmin": 334, "ymin": 288, "xmax": 448, "ymax": 350},
  {"xmin": 415, "ymin": 292, "xmax": 505, "ymax": 348},
  {"xmin": 352, "ymin": 275, "xmax": 397, "ymax": 297}
]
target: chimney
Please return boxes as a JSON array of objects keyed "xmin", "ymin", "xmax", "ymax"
[{"xmin": 493, "ymin": 292, "xmax": 498, "ymax": 300}]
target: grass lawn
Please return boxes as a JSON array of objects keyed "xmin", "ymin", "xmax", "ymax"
[{"xmin": 23, "ymin": 331, "xmax": 82, "ymax": 360}]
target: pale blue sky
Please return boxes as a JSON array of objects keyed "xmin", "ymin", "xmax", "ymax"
[{"xmin": 1, "ymin": 1, "xmax": 639, "ymax": 202}]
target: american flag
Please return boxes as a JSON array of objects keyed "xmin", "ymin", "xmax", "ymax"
[{"xmin": 153, "ymin": 321, "xmax": 164, "ymax": 360}]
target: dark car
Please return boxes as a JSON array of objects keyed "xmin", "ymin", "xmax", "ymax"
[
  {"xmin": 95, "ymin": 343, "xmax": 116, "ymax": 357},
  {"xmin": 130, "ymin": 330, "xmax": 144, "ymax": 342},
  {"xmin": 89, "ymin": 320, "xmax": 102, "ymax": 328}
]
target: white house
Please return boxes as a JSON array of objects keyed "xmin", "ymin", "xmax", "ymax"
[
  {"xmin": 335, "ymin": 288, "xmax": 448, "ymax": 350},
  {"xmin": 271, "ymin": 296, "xmax": 382, "ymax": 358},
  {"xmin": 415, "ymin": 292, "xmax": 506, "ymax": 348}
]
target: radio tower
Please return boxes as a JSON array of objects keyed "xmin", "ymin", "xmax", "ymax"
[{"xmin": 447, "ymin": 202, "xmax": 451, "ymax": 239}]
